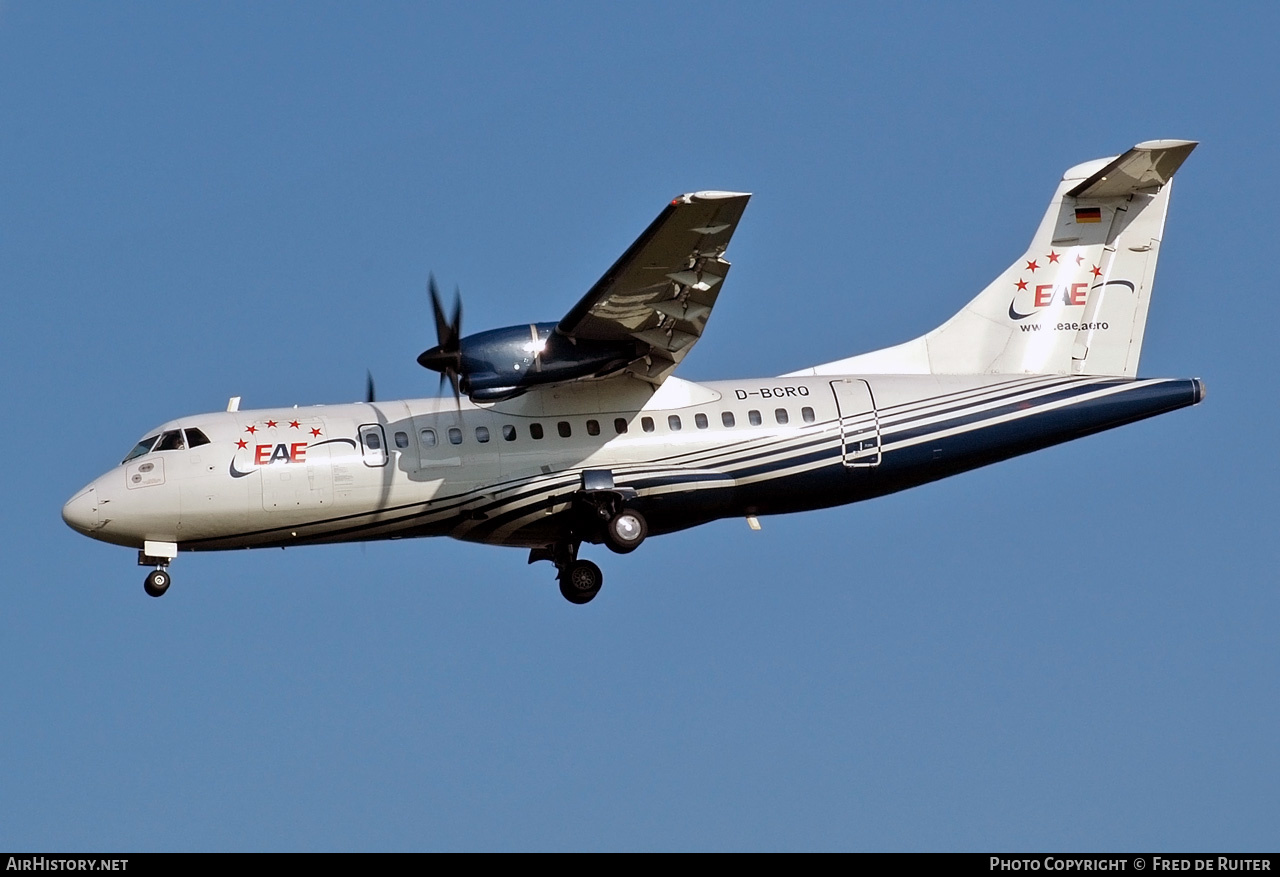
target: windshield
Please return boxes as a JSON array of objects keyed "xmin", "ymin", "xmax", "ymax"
[
  {"xmin": 122, "ymin": 435, "xmax": 159, "ymax": 464},
  {"xmin": 153, "ymin": 430, "xmax": 185, "ymax": 452}
]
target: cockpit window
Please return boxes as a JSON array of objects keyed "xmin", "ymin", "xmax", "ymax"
[
  {"xmin": 122, "ymin": 435, "xmax": 159, "ymax": 463},
  {"xmin": 154, "ymin": 430, "xmax": 186, "ymax": 452},
  {"xmin": 185, "ymin": 428, "xmax": 211, "ymax": 448}
]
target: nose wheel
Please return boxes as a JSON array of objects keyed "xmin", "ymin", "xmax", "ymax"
[{"xmin": 143, "ymin": 569, "xmax": 171, "ymax": 598}]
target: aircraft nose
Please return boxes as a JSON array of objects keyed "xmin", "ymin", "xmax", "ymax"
[{"xmin": 62, "ymin": 486, "xmax": 99, "ymax": 534}]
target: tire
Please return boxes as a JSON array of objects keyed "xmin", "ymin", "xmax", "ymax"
[
  {"xmin": 603, "ymin": 509, "xmax": 647, "ymax": 555},
  {"xmin": 558, "ymin": 559, "xmax": 603, "ymax": 604},
  {"xmin": 144, "ymin": 569, "xmax": 170, "ymax": 598}
]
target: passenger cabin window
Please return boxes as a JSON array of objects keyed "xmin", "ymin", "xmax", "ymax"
[
  {"xmin": 364, "ymin": 431, "xmax": 381, "ymax": 451},
  {"xmin": 123, "ymin": 435, "xmax": 159, "ymax": 463},
  {"xmin": 395, "ymin": 431, "xmax": 409, "ymax": 449},
  {"xmin": 475, "ymin": 426, "xmax": 490, "ymax": 443},
  {"xmin": 748, "ymin": 410, "xmax": 762, "ymax": 426},
  {"xmin": 586, "ymin": 419, "xmax": 600, "ymax": 436},
  {"xmin": 557, "ymin": 421, "xmax": 572, "ymax": 438},
  {"xmin": 642, "ymin": 417, "xmax": 655, "ymax": 433},
  {"xmin": 530, "ymin": 423, "xmax": 544, "ymax": 440},
  {"xmin": 502, "ymin": 425, "xmax": 517, "ymax": 442},
  {"xmin": 420, "ymin": 428, "xmax": 437, "ymax": 447},
  {"xmin": 614, "ymin": 418, "xmax": 628, "ymax": 434},
  {"xmin": 154, "ymin": 430, "xmax": 185, "ymax": 452},
  {"xmin": 802, "ymin": 407, "xmax": 815, "ymax": 423},
  {"xmin": 185, "ymin": 428, "xmax": 211, "ymax": 448},
  {"xmin": 695, "ymin": 413, "xmax": 708, "ymax": 429},
  {"xmin": 721, "ymin": 412, "xmax": 735, "ymax": 428},
  {"xmin": 448, "ymin": 427, "xmax": 463, "ymax": 445},
  {"xmin": 668, "ymin": 415, "xmax": 682, "ymax": 431},
  {"xmin": 775, "ymin": 408, "xmax": 789, "ymax": 425}
]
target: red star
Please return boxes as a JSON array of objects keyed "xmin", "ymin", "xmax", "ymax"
[
  {"xmin": 1025, "ymin": 260, "xmax": 1039, "ymax": 273},
  {"xmin": 236, "ymin": 439, "xmax": 248, "ymax": 450},
  {"xmin": 1075, "ymin": 254, "xmax": 1085, "ymax": 266},
  {"xmin": 1047, "ymin": 251, "xmax": 1059, "ymax": 263},
  {"xmin": 1015, "ymin": 278, "xmax": 1028, "ymax": 291},
  {"xmin": 310, "ymin": 427, "xmax": 322, "ymax": 437},
  {"xmin": 289, "ymin": 420, "xmax": 300, "ymax": 429},
  {"xmin": 265, "ymin": 420, "xmax": 278, "ymax": 428},
  {"xmin": 245, "ymin": 425, "xmax": 257, "ymax": 434},
  {"xmin": 1090, "ymin": 264, "xmax": 1103, "ymax": 278}
]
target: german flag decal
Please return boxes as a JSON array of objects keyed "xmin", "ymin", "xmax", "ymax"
[{"xmin": 1075, "ymin": 207, "xmax": 1102, "ymax": 223}]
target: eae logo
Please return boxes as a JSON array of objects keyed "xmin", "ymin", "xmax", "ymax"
[
  {"xmin": 253, "ymin": 443, "xmax": 308, "ymax": 465},
  {"xmin": 229, "ymin": 441, "xmax": 314, "ymax": 479},
  {"xmin": 1009, "ymin": 282, "xmax": 1089, "ymax": 320},
  {"xmin": 1007, "ymin": 277, "xmax": 1136, "ymax": 321}
]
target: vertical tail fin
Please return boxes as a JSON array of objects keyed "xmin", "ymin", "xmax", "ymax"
[{"xmin": 794, "ymin": 140, "xmax": 1196, "ymax": 378}]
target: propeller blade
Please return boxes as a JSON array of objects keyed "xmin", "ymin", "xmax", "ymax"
[
  {"xmin": 449, "ymin": 285, "xmax": 462, "ymax": 348},
  {"xmin": 448, "ymin": 369, "xmax": 461, "ymax": 411},
  {"xmin": 429, "ymin": 274, "xmax": 451, "ymax": 347},
  {"xmin": 365, "ymin": 370, "xmax": 376, "ymax": 404},
  {"xmin": 420, "ymin": 274, "xmax": 466, "ymax": 408}
]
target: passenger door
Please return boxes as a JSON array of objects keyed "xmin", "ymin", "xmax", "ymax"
[{"xmin": 830, "ymin": 379, "xmax": 881, "ymax": 467}]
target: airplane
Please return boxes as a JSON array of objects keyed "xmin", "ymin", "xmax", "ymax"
[{"xmin": 62, "ymin": 139, "xmax": 1205, "ymax": 604}]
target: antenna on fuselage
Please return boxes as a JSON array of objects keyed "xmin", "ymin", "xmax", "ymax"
[{"xmin": 226, "ymin": 396, "xmax": 241, "ymax": 413}]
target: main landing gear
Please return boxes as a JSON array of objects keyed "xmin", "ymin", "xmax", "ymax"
[
  {"xmin": 559, "ymin": 558, "xmax": 603, "ymax": 605},
  {"xmin": 530, "ymin": 507, "xmax": 648, "ymax": 605},
  {"xmin": 530, "ymin": 541, "xmax": 605, "ymax": 604},
  {"xmin": 603, "ymin": 509, "xmax": 647, "ymax": 554},
  {"xmin": 528, "ymin": 469, "xmax": 650, "ymax": 605},
  {"xmin": 529, "ymin": 541, "xmax": 609, "ymax": 605}
]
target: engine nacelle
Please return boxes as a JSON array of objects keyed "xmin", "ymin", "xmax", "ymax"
[{"xmin": 419, "ymin": 322, "xmax": 638, "ymax": 401}]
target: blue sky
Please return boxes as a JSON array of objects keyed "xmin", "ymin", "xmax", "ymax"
[{"xmin": 3, "ymin": 2, "xmax": 1277, "ymax": 851}]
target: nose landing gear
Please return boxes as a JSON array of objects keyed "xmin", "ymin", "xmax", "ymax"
[{"xmin": 138, "ymin": 542, "xmax": 177, "ymax": 598}]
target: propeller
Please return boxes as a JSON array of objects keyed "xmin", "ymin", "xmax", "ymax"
[
  {"xmin": 365, "ymin": 370, "xmax": 376, "ymax": 404},
  {"xmin": 416, "ymin": 274, "xmax": 464, "ymax": 407}
]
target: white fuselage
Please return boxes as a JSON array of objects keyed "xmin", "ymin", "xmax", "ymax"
[{"xmin": 62, "ymin": 372, "xmax": 1203, "ymax": 558}]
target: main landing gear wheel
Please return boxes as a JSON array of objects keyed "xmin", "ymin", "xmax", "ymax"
[
  {"xmin": 603, "ymin": 509, "xmax": 648, "ymax": 555},
  {"xmin": 143, "ymin": 569, "xmax": 170, "ymax": 598},
  {"xmin": 558, "ymin": 559, "xmax": 603, "ymax": 605}
]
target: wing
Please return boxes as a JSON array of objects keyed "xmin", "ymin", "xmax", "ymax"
[{"xmin": 556, "ymin": 190, "xmax": 751, "ymax": 386}]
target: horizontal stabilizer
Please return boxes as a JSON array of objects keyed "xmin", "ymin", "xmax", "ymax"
[{"xmin": 1067, "ymin": 140, "xmax": 1197, "ymax": 198}]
